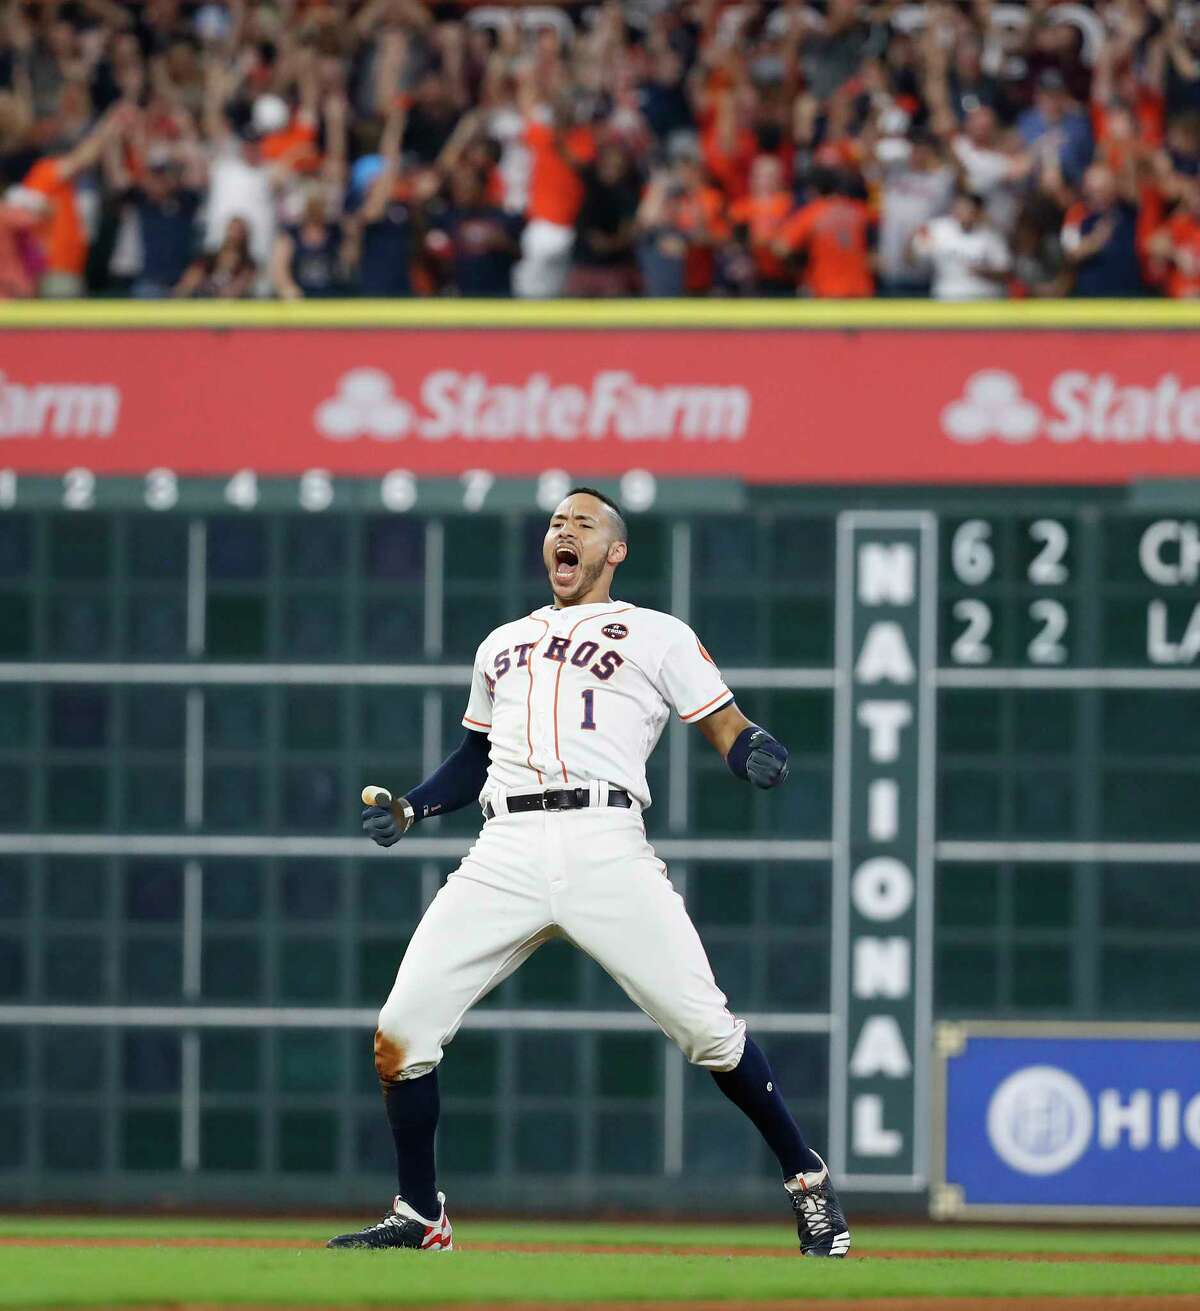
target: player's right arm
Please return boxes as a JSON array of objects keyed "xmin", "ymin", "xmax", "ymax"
[
  {"xmin": 362, "ymin": 730, "xmax": 491, "ymax": 847},
  {"xmin": 362, "ymin": 639, "xmax": 494, "ymax": 848}
]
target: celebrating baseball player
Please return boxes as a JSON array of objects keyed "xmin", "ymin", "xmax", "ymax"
[{"xmin": 328, "ymin": 488, "xmax": 850, "ymax": 1258}]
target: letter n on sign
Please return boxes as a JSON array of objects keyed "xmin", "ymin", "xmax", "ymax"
[{"xmin": 828, "ymin": 512, "xmax": 936, "ymax": 1192}]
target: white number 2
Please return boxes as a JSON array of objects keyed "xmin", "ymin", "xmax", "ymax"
[
  {"xmin": 63, "ymin": 467, "xmax": 95, "ymax": 511},
  {"xmin": 1028, "ymin": 599, "xmax": 1068, "ymax": 664},
  {"xmin": 951, "ymin": 599, "xmax": 992, "ymax": 665},
  {"xmin": 1028, "ymin": 519, "xmax": 1069, "ymax": 584}
]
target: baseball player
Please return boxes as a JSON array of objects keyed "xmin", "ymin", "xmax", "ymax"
[{"xmin": 328, "ymin": 488, "xmax": 849, "ymax": 1257}]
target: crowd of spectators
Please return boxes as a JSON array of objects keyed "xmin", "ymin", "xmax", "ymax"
[{"xmin": 1, "ymin": 0, "xmax": 1199, "ymax": 300}]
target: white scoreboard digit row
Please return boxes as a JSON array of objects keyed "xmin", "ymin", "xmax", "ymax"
[
  {"xmin": 63, "ymin": 467, "xmax": 95, "ymax": 511},
  {"xmin": 145, "ymin": 468, "xmax": 178, "ymax": 511},
  {"xmin": 950, "ymin": 519, "xmax": 994, "ymax": 585},
  {"xmin": 950, "ymin": 598, "xmax": 993, "ymax": 665}
]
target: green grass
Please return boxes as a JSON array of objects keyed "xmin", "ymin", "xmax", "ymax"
[
  {"xmin": 3, "ymin": 1216, "xmax": 1200, "ymax": 1255},
  {"xmin": 0, "ymin": 1217, "xmax": 1198, "ymax": 1307}
]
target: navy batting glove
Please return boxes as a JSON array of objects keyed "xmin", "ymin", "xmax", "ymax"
[
  {"xmin": 362, "ymin": 804, "xmax": 401, "ymax": 847},
  {"xmin": 746, "ymin": 731, "xmax": 790, "ymax": 790}
]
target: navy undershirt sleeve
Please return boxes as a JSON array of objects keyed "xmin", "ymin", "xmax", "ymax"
[{"xmin": 406, "ymin": 730, "xmax": 491, "ymax": 823}]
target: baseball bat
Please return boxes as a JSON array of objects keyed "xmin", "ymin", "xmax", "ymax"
[{"xmin": 361, "ymin": 785, "xmax": 394, "ymax": 808}]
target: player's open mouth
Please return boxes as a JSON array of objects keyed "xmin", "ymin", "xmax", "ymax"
[{"xmin": 554, "ymin": 543, "xmax": 580, "ymax": 586}]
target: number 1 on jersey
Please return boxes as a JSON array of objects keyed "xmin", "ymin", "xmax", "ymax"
[{"xmin": 580, "ymin": 688, "xmax": 597, "ymax": 731}]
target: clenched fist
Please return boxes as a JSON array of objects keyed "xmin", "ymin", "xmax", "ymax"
[
  {"xmin": 362, "ymin": 797, "xmax": 413, "ymax": 847},
  {"xmin": 745, "ymin": 731, "xmax": 789, "ymax": 790}
]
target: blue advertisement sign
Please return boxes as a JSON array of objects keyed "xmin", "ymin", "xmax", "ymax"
[{"xmin": 933, "ymin": 1023, "xmax": 1200, "ymax": 1218}]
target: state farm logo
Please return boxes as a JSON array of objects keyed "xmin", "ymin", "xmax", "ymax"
[
  {"xmin": 315, "ymin": 369, "xmax": 412, "ymax": 439},
  {"xmin": 943, "ymin": 369, "xmax": 1200, "ymax": 444},
  {"xmin": 0, "ymin": 371, "xmax": 120, "ymax": 438},
  {"xmin": 942, "ymin": 371, "xmax": 1040, "ymax": 441},
  {"xmin": 314, "ymin": 368, "xmax": 749, "ymax": 444}
]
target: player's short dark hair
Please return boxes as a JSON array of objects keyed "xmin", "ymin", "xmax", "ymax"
[{"xmin": 566, "ymin": 486, "xmax": 628, "ymax": 541}]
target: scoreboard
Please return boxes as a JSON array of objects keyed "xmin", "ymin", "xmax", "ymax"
[
  {"xmin": 3, "ymin": 465, "xmax": 1199, "ymax": 1206},
  {"xmin": 2, "ymin": 468, "xmax": 1198, "ymax": 669},
  {"xmin": 939, "ymin": 506, "xmax": 1200, "ymax": 670}
]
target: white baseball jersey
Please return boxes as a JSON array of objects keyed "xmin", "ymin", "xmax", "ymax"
[{"xmin": 461, "ymin": 599, "xmax": 731, "ymax": 808}]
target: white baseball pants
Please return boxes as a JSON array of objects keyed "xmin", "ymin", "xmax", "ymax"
[{"xmin": 374, "ymin": 804, "xmax": 747, "ymax": 1080}]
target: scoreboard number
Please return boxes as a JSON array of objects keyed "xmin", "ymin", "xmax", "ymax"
[
  {"xmin": 536, "ymin": 469, "xmax": 571, "ymax": 512},
  {"xmin": 620, "ymin": 469, "xmax": 657, "ymax": 511},
  {"xmin": 951, "ymin": 519, "xmax": 993, "ymax": 585},
  {"xmin": 224, "ymin": 469, "xmax": 259, "ymax": 510},
  {"xmin": 63, "ymin": 467, "xmax": 96, "ymax": 511},
  {"xmin": 381, "ymin": 470, "xmax": 417, "ymax": 512},
  {"xmin": 145, "ymin": 468, "xmax": 178, "ymax": 511},
  {"xmin": 949, "ymin": 517, "xmax": 1074, "ymax": 665},
  {"xmin": 1028, "ymin": 598, "xmax": 1068, "ymax": 665},
  {"xmin": 1028, "ymin": 519, "xmax": 1069, "ymax": 584},
  {"xmin": 461, "ymin": 469, "xmax": 494, "ymax": 512},
  {"xmin": 298, "ymin": 469, "xmax": 333, "ymax": 512},
  {"xmin": 950, "ymin": 598, "xmax": 992, "ymax": 665}
]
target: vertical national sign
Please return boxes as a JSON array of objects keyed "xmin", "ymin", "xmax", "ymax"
[{"xmin": 830, "ymin": 513, "xmax": 936, "ymax": 1189}]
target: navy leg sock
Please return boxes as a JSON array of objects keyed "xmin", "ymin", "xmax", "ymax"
[
  {"xmin": 711, "ymin": 1035, "xmax": 817, "ymax": 1179},
  {"xmin": 382, "ymin": 1069, "xmax": 441, "ymax": 1219}
]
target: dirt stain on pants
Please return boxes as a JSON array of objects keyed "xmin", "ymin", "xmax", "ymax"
[{"xmin": 374, "ymin": 1029, "xmax": 407, "ymax": 1084}]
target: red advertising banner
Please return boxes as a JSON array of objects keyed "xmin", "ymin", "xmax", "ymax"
[{"xmin": 3, "ymin": 328, "xmax": 1199, "ymax": 483}]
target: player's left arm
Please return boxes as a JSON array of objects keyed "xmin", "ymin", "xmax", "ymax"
[
  {"xmin": 656, "ymin": 618, "xmax": 789, "ymax": 791},
  {"xmin": 695, "ymin": 702, "xmax": 790, "ymax": 790}
]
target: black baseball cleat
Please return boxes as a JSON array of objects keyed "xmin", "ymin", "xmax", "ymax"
[
  {"xmin": 785, "ymin": 1152, "xmax": 851, "ymax": 1257},
  {"xmin": 326, "ymin": 1192, "xmax": 453, "ymax": 1251}
]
